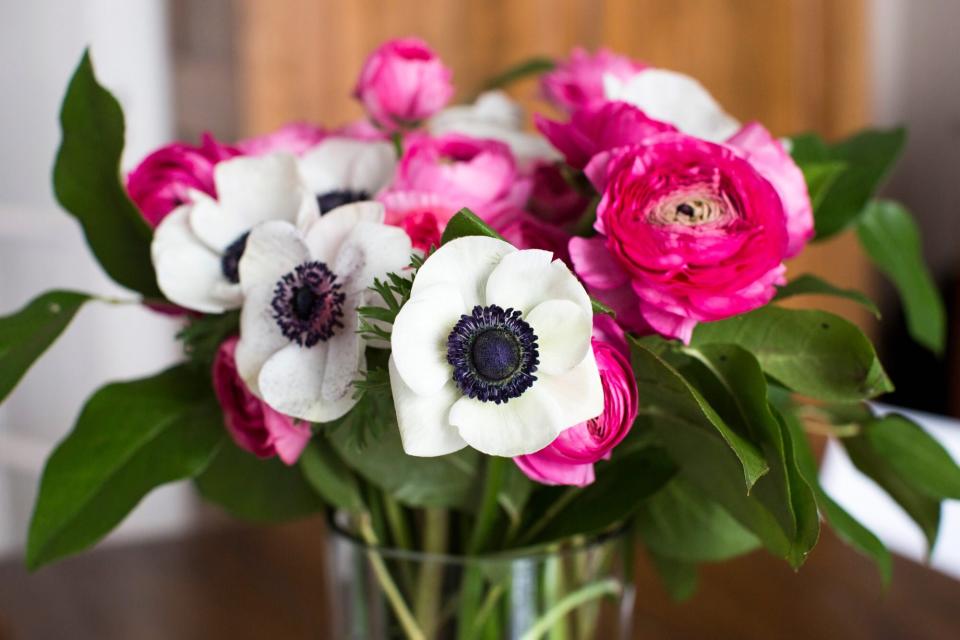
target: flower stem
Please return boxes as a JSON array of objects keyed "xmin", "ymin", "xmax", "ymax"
[
  {"xmin": 515, "ymin": 487, "xmax": 580, "ymax": 546},
  {"xmin": 519, "ymin": 578, "xmax": 622, "ymax": 640},
  {"xmin": 358, "ymin": 515, "xmax": 426, "ymax": 640},
  {"xmin": 415, "ymin": 508, "xmax": 448, "ymax": 637},
  {"xmin": 468, "ymin": 456, "xmax": 507, "ymax": 554}
]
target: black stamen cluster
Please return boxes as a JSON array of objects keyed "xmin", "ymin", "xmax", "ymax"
[
  {"xmin": 271, "ymin": 261, "xmax": 345, "ymax": 347},
  {"xmin": 220, "ymin": 231, "xmax": 250, "ymax": 284},
  {"xmin": 317, "ymin": 189, "xmax": 371, "ymax": 215}
]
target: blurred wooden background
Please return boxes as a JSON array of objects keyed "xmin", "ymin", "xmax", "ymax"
[{"xmin": 172, "ymin": 0, "xmax": 874, "ymax": 329}]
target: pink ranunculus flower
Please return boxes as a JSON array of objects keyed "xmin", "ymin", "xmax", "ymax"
[
  {"xmin": 388, "ymin": 133, "xmax": 531, "ymax": 221},
  {"xmin": 726, "ymin": 122, "xmax": 813, "ymax": 257},
  {"xmin": 354, "ymin": 37, "xmax": 454, "ymax": 132},
  {"xmin": 491, "ymin": 209, "xmax": 573, "ymax": 267},
  {"xmin": 527, "ymin": 163, "xmax": 590, "ymax": 227},
  {"xmin": 514, "ymin": 315, "xmax": 638, "ymax": 487},
  {"xmin": 236, "ymin": 122, "xmax": 326, "ymax": 156},
  {"xmin": 380, "ymin": 190, "xmax": 455, "ymax": 252},
  {"xmin": 571, "ymin": 135, "xmax": 789, "ymax": 343},
  {"xmin": 541, "ymin": 47, "xmax": 647, "ymax": 113},
  {"xmin": 126, "ymin": 133, "xmax": 239, "ymax": 227},
  {"xmin": 535, "ymin": 101, "xmax": 677, "ymax": 170},
  {"xmin": 212, "ymin": 336, "xmax": 311, "ymax": 465}
]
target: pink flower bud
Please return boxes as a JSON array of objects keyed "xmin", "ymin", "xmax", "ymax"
[{"xmin": 541, "ymin": 47, "xmax": 646, "ymax": 113}]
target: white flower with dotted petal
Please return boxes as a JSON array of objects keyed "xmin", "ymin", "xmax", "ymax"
[
  {"xmin": 151, "ymin": 153, "xmax": 319, "ymax": 313},
  {"xmin": 235, "ymin": 201, "xmax": 412, "ymax": 422},
  {"xmin": 389, "ymin": 236, "xmax": 603, "ymax": 457}
]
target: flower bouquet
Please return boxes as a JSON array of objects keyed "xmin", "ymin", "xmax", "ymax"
[{"xmin": 4, "ymin": 37, "xmax": 958, "ymax": 639}]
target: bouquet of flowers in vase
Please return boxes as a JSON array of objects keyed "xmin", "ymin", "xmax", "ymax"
[{"xmin": 3, "ymin": 37, "xmax": 958, "ymax": 638}]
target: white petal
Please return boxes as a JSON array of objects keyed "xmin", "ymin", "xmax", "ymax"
[
  {"xmin": 606, "ymin": 69, "xmax": 740, "ymax": 142},
  {"xmin": 151, "ymin": 207, "xmax": 241, "ymax": 313},
  {"xmin": 215, "ymin": 153, "xmax": 307, "ymax": 227},
  {"xmin": 318, "ymin": 295, "xmax": 364, "ymax": 404},
  {"xmin": 333, "ymin": 221, "xmax": 412, "ymax": 297},
  {"xmin": 237, "ymin": 221, "xmax": 310, "ymax": 294},
  {"xmin": 235, "ymin": 284, "xmax": 288, "ymax": 394},
  {"xmin": 534, "ymin": 349, "xmax": 604, "ymax": 428},
  {"xmin": 391, "ymin": 283, "xmax": 465, "ymax": 396},
  {"xmin": 188, "ymin": 191, "xmax": 249, "ymax": 252},
  {"xmin": 389, "ymin": 356, "xmax": 466, "ymax": 457},
  {"xmin": 449, "ymin": 386, "xmax": 565, "ymax": 457},
  {"xmin": 298, "ymin": 137, "xmax": 396, "ymax": 195},
  {"xmin": 258, "ymin": 338, "xmax": 362, "ymax": 423},
  {"xmin": 525, "ymin": 299, "xmax": 592, "ymax": 376},
  {"xmin": 303, "ymin": 201, "xmax": 386, "ymax": 263},
  {"xmin": 411, "ymin": 236, "xmax": 516, "ymax": 309},
  {"xmin": 485, "ymin": 249, "xmax": 591, "ymax": 317}
]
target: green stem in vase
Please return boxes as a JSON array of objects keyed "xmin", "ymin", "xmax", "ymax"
[
  {"xmin": 468, "ymin": 456, "xmax": 507, "ymax": 554},
  {"xmin": 520, "ymin": 578, "xmax": 622, "ymax": 640},
  {"xmin": 415, "ymin": 507, "xmax": 448, "ymax": 637}
]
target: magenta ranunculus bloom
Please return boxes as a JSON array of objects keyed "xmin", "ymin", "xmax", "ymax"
[
  {"xmin": 726, "ymin": 122, "xmax": 814, "ymax": 257},
  {"xmin": 541, "ymin": 47, "xmax": 646, "ymax": 113},
  {"xmin": 236, "ymin": 122, "xmax": 326, "ymax": 156},
  {"xmin": 527, "ymin": 163, "xmax": 590, "ymax": 227},
  {"xmin": 514, "ymin": 315, "xmax": 638, "ymax": 487},
  {"xmin": 491, "ymin": 209, "xmax": 573, "ymax": 268},
  {"xmin": 535, "ymin": 101, "xmax": 677, "ymax": 170},
  {"xmin": 212, "ymin": 337, "xmax": 312, "ymax": 465},
  {"xmin": 125, "ymin": 133, "xmax": 239, "ymax": 227},
  {"xmin": 380, "ymin": 190, "xmax": 455, "ymax": 252},
  {"xmin": 387, "ymin": 133, "xmax": 531, "ymax": 221},
  {"xmin": 571, "ymin": 134, "xmax": 789, "ymax": 343},
  {"xmin": 354, "ymin": 37, "xmax": 454, "ymax": 132}
]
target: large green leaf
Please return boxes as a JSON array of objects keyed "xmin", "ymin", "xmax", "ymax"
[
  {"xmin": 194, "ymin": 440, "xmax": 323, "ymax": 522},
  {"xmin": 299, "ymin": 435, "xmax": 365, "ymax": 513},
  {"xmin": 857, "ymin": 200, "xmax": 946, "ymax": 354},
  {"xmin": 0, "ymin": 290, "xmax": 90, "ymax": 404},
  {"xmin": 527, "ymin": 446, "xmax": 676, "ymax": 544},
  {"xmin": 53, "ymin": 50, "xmax": 162, "ymax": 298},
  {"xmin": 648, "ymin": 552, "xmax": 699, "ymax": 602},
  {"xmin": 27, "ymin": 366, "xmax": 225, "ymax": 569},
  {"xmin": 692, "ymin": 306, "xmax": 893, "ymax": 402},
  {"xmin": 863, "ymin": 413, "xmax": 960, "ymax": 500},
  {"xmin": 773, "ymin": 273, "xmax": 880, "ymax": 318},
  {"xmin": 631, "ymin": 342, "xmax": 769, "ymax": 489},
  {"xmin": 782, "ymin": 410, "xmax": 892, "ymax": 585},
  {"xmin": 790, "ymin": 128, "xmax": 905, "ymax": 239},
  {"xmin": 681, "ymin": 344, "xmax": 820, "ymax": 567},
  {"xmin": 798, "ymin": 160, "xmax": 846, "ymax": 211},
  {"xmin": 635, "ymin": 477, "xmax": 760, "ymax": 562},
  {"xmin": 440, "ymin": 207, "xmax": 505, "ymax": 245}
]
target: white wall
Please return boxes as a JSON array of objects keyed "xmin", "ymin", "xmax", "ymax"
[{"xmin": 0, "ymin": 0, "xmax": 198, "ymax": 558}]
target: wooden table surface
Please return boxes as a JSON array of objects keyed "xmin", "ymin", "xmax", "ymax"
[{"xmin": 0, "ymin": 519, "xmax": 957, "ymax": 639}]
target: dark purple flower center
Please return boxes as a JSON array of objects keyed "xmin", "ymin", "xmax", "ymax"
[
  {"xmin": 271, "ymin": 261, "xmax": 345, "ymax": 347},
  {"xmin": 317, "ymin": 189, "xmax": 370, "ymax": 215},
  {"xmin": 220, "ymin": 231, "xmax": 250, "ymax": 284},
  {"xmin": 447, "ymin": 305, "xmax": 539, "ymax": 404}
]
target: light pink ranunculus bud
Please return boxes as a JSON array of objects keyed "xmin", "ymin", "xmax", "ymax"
[
  {"xmin": 126, "ymin": 133, "xmax": 239, "ymax": 227},
  {"xmin": 354, "ymin": 37, "xmax": 454, "ymax": 132},
  {"xmin": 514, "ymin": 315, "xmax": 638, "ymax": 487},
  {"xmin": 541, "ymin": 47, "xmax": 647, "ymax": 113},
  {"xmin": 571, "ymin": 134, "xmax": 789, "ymax": 343},
  {"xmin": 236, "ymin": 122, "xmax": 326, "ymax": 156},
  {"xmin": 212, "ymin": 337, "xmax": 311, "ymax": 465},
  {"xmin": 380, "ymin": 190, "xmax": 455, "ymax": 253}
]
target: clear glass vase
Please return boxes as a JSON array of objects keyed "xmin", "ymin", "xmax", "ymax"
[{"xmin": 325, "ymin": 515, "xmax": 634, "ymax": 639}]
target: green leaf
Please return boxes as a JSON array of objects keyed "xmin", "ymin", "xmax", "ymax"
[
  {"xmin": 799, "ymin": 161, "xmax": 846, "ymax": 210},
  {"xmin": 635, "ymin": 477, "xmax": 760, "ymax": 562},
  {"xmin": 0, "ymin": 290, "xmax": 90, "ymax": 404},
  {"xmin": 680, "ymin": 344, "xmax": 820, "ymax": 567},
  {"xmin": 790, "ymin": 128, "xmax": 906, "ymax": 239},
  {"xmin": 26, "ymin": 366, "xmax": 225, "ymax": 569},
  {"xmin": 528, "ymin": 446, "xmax": 676, "ymax": 544},
  {"xmin": 863, "ymin": 413, "xmax": 960, "ymax": 500},
  {"xmin": 194, "ymin": 440, "xmax": 323, "ymax": 522},
  {"xmin": 177, "ymin": 311, "xmax": 240, "ymax": 369},
  {"xmin": 498, "ymin": 462, "xmax": 534, "ymax": 527},
  {"xmin": 591, "ymin": 298, "xmax": 615, "ymax": 317},
  {"xmin": 630, "ymin": 341, "xmax": 769, "ymax": 489},
  {"xmin": 782, "ymin": 409, "xmax": 892, "ymax": 585},
  {"xmin": 440, "ymin": 208, "xmax": 506, "ymax": 245},
  {"xmin": 692, "ymin": 306, "xmax": 893, "ymax": 402},
  {"xmin": 483, "ymin": 56, "xmax": 556, "ymax": 91},
  {"xmin": 857, "ymin": 200, "xmax": 946, "ymax": 354},
  {"xmin": 53, "ymin": 50, "xmax": 162, "ymax": 298},
  {"xmin": 299, "ymin": 434, "xmax": 365, "ymax": 513},
  {"xmin": 647, "ymin": 551, "xmax": 699, "ymax": 602},
  {"xmin": 843, "ymin": 431, "xmax": 941, "ymax": 551},
  {"xmin": 773, "ymin": 274, "xmax": 880, "ymax": 318},
  {"xmin": 327, "ymin": 404, "xmax": 480, "ymax": 510}
]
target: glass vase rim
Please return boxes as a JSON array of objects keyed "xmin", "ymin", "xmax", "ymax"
[{"xmin": 326, "ymin": 510, "xmax": 629, "ymax": 565}]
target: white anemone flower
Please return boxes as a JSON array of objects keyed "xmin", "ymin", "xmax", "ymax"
[
  {"xmin": 297, "ymin": 136, "xmax": 396, "ymax": 213},
  {"xmin": 235, "ymin": 201, "xmax": 411, "ymax": 422},
  {"xmin": 389, "ymin": 236, "xmax": 603, "ymax": 457},
  {"xmin": 428, "ymin": 91, "xmax": 560, "ymax": 170},
  {"xmin": 151, "ymin": 153, "xmax": 318, "ymax": 313},
  {"xmin": 603, "ymin": 69, "xmax": 740, "ymax": 142}
]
